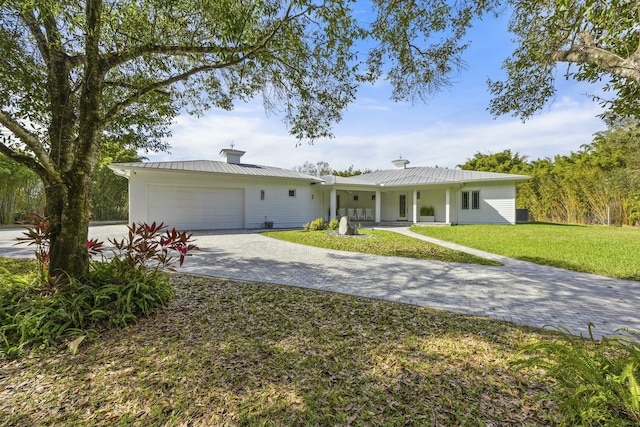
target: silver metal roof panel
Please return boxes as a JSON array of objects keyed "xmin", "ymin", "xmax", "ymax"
[{"xmin": 110, "ymin": 160, "xmax": 322, "ymax": 181}]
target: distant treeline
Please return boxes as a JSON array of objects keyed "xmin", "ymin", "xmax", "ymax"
[
  {"xmin": 0, "ymin": 141, "xmax": 139, "ymax": 225},
  {"xmin": 459, "ymin": 122, "xmax": 640, "ymax": 226}
]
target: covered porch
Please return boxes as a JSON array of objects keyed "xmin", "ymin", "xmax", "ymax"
[{"xmin": 323, "ymin": 186, "xmax": 453, "ymax": 224}]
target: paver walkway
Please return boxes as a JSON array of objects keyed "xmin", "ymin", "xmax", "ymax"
[{"xmin": 1, "ymin": 225, "xmax": 638, "ymax": 338}]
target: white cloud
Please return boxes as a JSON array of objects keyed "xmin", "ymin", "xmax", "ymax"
[{"xmin": 146, "ymin": 95, "xmax": 607, "ymax": 172}]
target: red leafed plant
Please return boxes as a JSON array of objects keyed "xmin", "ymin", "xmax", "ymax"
[
  {"xmin": 109, "ymin": 221, "xmax": 198, "ymax": 272},
  {"xmin": 15, "ymin": 210, "xmax": 50, "ymax": 275},
  {"xmin": 17, "ymin": 212, "xmax": 198, "ymax": 279}
]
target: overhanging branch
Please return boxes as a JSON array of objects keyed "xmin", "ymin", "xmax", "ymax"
[
  {"xmin": 101, "ymin": 4, "xmax": 303, "ymax": 127},
  {"xmin": 551, "ymin": 45, "xmax": 640, "ymax": 85},
  {"xmin": 0, "ymin": 137, "xmax": 47, "ymax": 178},
  {"xmin": 0, "ymin": 110, "xmax": 61, "ymax": 182}
]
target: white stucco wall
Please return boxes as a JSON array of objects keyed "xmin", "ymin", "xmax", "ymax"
[
  {"xmin": 127, "ymin": 169, "xmax": 323, "ymax": 230},
  {"xmin": 453, "ymin": 182, "xmax": 517, "ymax": 225}
]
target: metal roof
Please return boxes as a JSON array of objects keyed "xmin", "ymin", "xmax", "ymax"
[
  {"xmin": 109, "ymin": 161, "xmax": 528, "ymax": 187},
  {"xmin": 109, "ymin": 160, "xmax": 323, "ymax": 182},
  {"xmin": 347, "ymin": 167, "xmax": 529, "ymax": 186}
]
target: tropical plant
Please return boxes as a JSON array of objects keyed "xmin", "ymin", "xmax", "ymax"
[
  {"xmin": 517, "ymin": 325, "xmax": 640, "ymax": 426},
  {"xmin": 3, "ymin": 218, "xmax": 198, "ymax": 355}
]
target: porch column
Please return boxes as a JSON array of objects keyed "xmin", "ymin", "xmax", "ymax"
[
  {"xmin": 412, "ymin": 190, "xmax": 418, "ymax": 224},
  {"xmin": 445, "ymin": 188, "xmax": 451, "ymax": 224},
  {"xmin": 330, "ymin": 188, "xmax": 337, "ymax": 221},
  {"xmin": 375, "ymin": 190, "xmax": 381, "ymax": 223}
]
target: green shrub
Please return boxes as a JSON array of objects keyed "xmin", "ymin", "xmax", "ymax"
[
  {"xmin": 2, "ymin": 220, "xmax": 197, "ymax": 356},
  {"xmin": 309, "ymin": 217, "xmax": 327, "ymax": 231},
  {"xmin": 517, "ymin": 324, "xmax": 640, "ymax": 426},
  {"xmin": 88, "ymin": 259, "xmax": 173, "ymax": 327},
  {"xmin": 420, "ymin": 206, "xmax": 434, "ymax": 216},
  {"xmin": 329, "ymin": 219, "xmax": 340, "ymax": 230}
]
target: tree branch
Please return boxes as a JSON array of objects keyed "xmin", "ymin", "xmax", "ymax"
[
  {"xmin": 102, "ymin": 61, "xmax": 239, "ymax": 126},
  {"xmin": 96, "ymin": 1, "xmax": 303, "ymax": 72},
  {"xmin": 551, "ymin": 32, "xmax": 640, "ymax": 85},
  {"xmin": 0, "ymin": 110, "xmax": 61, "ymax": 182},
  {"xmin": 101, "ymin": 4, "xmax": 302, "ymax": 128},
  {"xmin": 20, "ymin": 9, "xmax": 50, "ymax": 66},
  {"xmin": 0, "ymin": 137, "xmax": 47, "ymax": 178}
]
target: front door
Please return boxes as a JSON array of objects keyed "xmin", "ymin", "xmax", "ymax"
[{"xmin": 398, "ymin": 194, "xmax": 407, "ymax": 220}]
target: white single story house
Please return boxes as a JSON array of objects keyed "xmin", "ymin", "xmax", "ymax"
[{"xmin": 109, "ymin": 148, "xmax": 529, "ymax": 230}]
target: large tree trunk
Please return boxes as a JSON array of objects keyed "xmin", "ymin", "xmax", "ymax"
[{"xmin": 46, "ymin": 174, "xmax": 93, "ymax": 279}]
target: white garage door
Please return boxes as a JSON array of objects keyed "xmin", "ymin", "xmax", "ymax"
[{"xmin": 147, "ymin": 185, "xmax": 244, "ymax": 230}]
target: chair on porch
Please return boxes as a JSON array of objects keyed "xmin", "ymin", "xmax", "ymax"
[
  {"xmin": 356, "ymin": 208, "xmax": 365, "ymax": 220},
  {"xmin": 347, "ymin": 208, "xmax": 356, "ymax": 220},
  {"xmin": 338, "ymin": 208, "xmax": 346, "ymax": 218},
  {"xmin": 365, "ymin": 208, "xmax": 373, "ymax": 221}
]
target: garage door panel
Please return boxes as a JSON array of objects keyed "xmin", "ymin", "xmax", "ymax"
[{"xmin": 147, "ymin": 185, "xmax": 244, "ymax": 230}]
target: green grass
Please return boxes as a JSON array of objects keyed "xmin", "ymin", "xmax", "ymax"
[
  {"xmin": 0, "ymin": 274, "xmax": 559, "ymax": 426},
  {"xmin": 262, "ymin": 229, "xmax": 502, "ymax": 266},
  {"xmin": 410, "ymin": 223, "xmax": 640, "ymax": 280},
  {"xmin": 0, "ymin": 257, "xmax": 36, "ymax": 276}
]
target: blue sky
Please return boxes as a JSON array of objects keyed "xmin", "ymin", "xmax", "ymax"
[{"xmin": 147, "ymin": 9, "xmax": 608, "ymax": 172}]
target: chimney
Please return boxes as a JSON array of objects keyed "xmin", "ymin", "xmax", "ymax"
[
  {"xmin": 219, "ymin": 148, "xmax": 245, "ymax": 164},
  {"xmin": 391, "ymin": 157, "xmax": 410, "ymax": 169}
]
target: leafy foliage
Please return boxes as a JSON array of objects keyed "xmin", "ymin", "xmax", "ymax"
[
  {"xmin": 309, "ymin": 217, "xmax": 327, "ymax": 231},
  {"xmin": 490, "ymin": 0, "xmax": 640, "ymax": 121},
  {"xmin": 328, "ymin": 218, "xmax": 340, "ymax": 230},
  {"xmin": 332, "ymin": 165, "xmax": 373, "ymax": 177},
  {"xmin": 91, "ymin": 140, "xmax": 141, "ymax": 221},
  {"xmin": 15, "ymin": 210, "xmax": 50, "ymax": 280},
  {"xmin": 108, "ymin": 222, "xmax": 198, "ymax": 272},
  {"xmin": 294, "ymin": 161, "xmax": 333, "ymax": 177},
  {"xmin": 0, "ymin": 154, "xmax": 44, "ymax": 225},
  {"xmin": 518, "ymin": 325, "xmax": 640, "ymax": 426},
  {"xmin": 420, "ymin": 205, "xmax": 435, "ymax": 216},
  {"xmin": 1, "ymin": 220, "xmax": 198, "ymax": 355}
]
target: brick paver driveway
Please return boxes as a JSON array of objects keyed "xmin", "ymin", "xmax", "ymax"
[{"xmin": 1, "ymin": 224, "xmax": 638, "ymax": 338}]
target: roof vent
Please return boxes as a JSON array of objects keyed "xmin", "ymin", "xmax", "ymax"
[
  {"xmin": 220, "ymin": 148, "xmax": 245, "ymax": 164},
  {"xmin": 391, "ymin": 157, "xmax": 410, "ymax": 169}
]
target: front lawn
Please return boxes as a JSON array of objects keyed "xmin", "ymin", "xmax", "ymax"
[
  {"xmin": 262, "ymin": 229, "xmax": 502, "ymax": 266},
  {"xmin": 1, "ymin": 274, "xmax": 557, "ymax": 426},
  {"xmin": 410, "ymin": 223, "xmax": 640, "ymax": 280}
]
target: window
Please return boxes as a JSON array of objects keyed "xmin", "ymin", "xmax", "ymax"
[
  {"xmin": 462, "ymin": 191, "xmax": 480, "ymax": 210},
  {"xmin": 260, "ymin": 190, "xmax": 265, "ymax": 200},
  {"xmin": 353, "ymin": 195, "xmax": 359, "ymax": 201},
  {"xmin": 288, "ymin": 189, "xmax": 296, "ymax": 197},
  {"xmin": 417, "ymin": 191, "xmax": 421, "ymax": 200},
  {"xmin": 472, "ymin": 191, "xmax": 480, "ymax": 210}
]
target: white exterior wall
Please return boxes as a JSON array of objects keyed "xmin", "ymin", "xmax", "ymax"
[
  {"xmin": 380, "ymin": 191, "xmax": 412, "ymax": 221},
  {"xmin": 453, "ymin": 182, "xmax": 517, "ymax": 225},
  {"xmin": 415, "ymin": 188, "xmax": 448, "ymax": 222},
  {"xmin": 127, "ymin": 170, "xmax": 323, "ymax": 230}
]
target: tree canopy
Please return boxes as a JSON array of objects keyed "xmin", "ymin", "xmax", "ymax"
[{"xmin": 489, "ymin": 0, "xmax": 640, "ymax": 121}]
